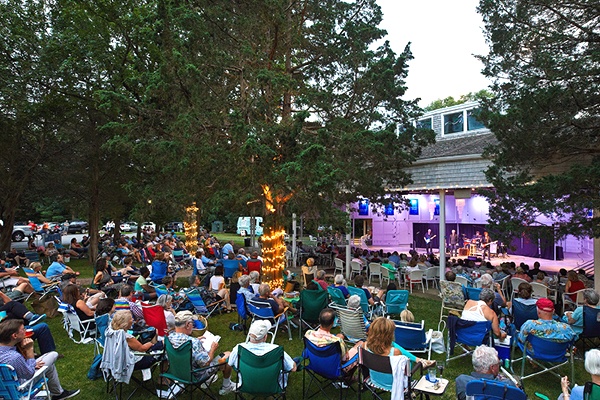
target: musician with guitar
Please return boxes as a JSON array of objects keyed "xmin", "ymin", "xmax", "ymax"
[
  {"xmin": 424, "ymin": 229, "xmax": 436, "ymax": 255},
  {"xmin": 481, "ymin": 231, "xmax": 492, "ymax": 261}
]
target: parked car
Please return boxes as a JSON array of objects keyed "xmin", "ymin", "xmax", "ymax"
[
  {"xmin": 120, "ymin": 222, "xmax": 131, "ymax": 232},
  {"xmin": 67, "ymin": 221, "xmax": 88, "ymax": 234},
  {"xmin": 141, "ymin": 222, "xmax": 156, "ymax": 232},
  {"xmin": 164, "ymin": 221, "xmax": 184, "ymax": 232},
  {"xmin": 125, "ymin": 221, "xmax": 139, "ymax": 231},
  {"xmin": 5, "ymin": 222, "xmax": 34, "ymax": 242}
]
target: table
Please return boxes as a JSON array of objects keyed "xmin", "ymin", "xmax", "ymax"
[{"xmin": 413, "ymin": 376, "xmax": 449, "ymax": 399}]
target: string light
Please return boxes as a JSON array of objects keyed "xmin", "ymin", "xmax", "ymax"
[
  {"xmin": 261, "ymin": 227, "xmax": 286, "ymax": 290},
  {"xmin": 184, "ymin": 203, "xmax": 199, "ymax": 254}
]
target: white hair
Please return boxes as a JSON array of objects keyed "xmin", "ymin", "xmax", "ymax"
[
  {"xmin": 472, "ymin": 345, "xmax": 499, "ymax": 373},
  {"xmin": 479, "ymin": 274, "xmax": 493, "ymax": 288},
  {"xmin": 347, "ymin": 295, "xmax": 361, "ymax": 309},
  {"xmin": 585, "ymin": 349, "xmax": 600, "ymax": 376},
  {"xmin": 334, "ymin": 274, "xmax": 345, "ymax": 285},
  {"xmin": 249, "ymin": 271, "xmax": 260, "ymax": 283}
]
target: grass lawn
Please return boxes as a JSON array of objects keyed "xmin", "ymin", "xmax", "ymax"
[{"xmin": 33, "ymin": 285, "xmax": 585, "ymax": 400}]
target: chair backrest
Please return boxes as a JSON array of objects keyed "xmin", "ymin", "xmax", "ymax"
[
  {"xmin": 449, "ymin": 315, "xmax": 492, "ymax": 347},
  {"xmin": 525, "ymin": 335, "xmax": 571, "ymax": 363},
  {"xmin": 529, "ymin": 282, "xmax": 548, "ymax": 298},
  {"xmin": 510, "ymin": 278, "xmax": 527, "ymax": 295},
  {"xmin": 512, "ymin": 300, "xmax": 538, "ymax": 331},
  {"xmin": 95, "ymin": 313, "xmax": 110, "ymax": 349},
  {"xmin": 0, "ymin": 363, "xmax": 48, "ymax": 400},
  {"xmin": 465, "ymin": 287, "xmax": 482, "ymax": 301},
  {"xmin": 236, "ymin": 292, "xmax": 249, "ymax": 321},
  {"xmin": 223, "ymin": 259, "xmax": 240, "ymax": 279},
  {"xmin": 24, "ymin": 250, "xmax": 40, "ymax": 263},
  {"xmin": 385, "ymin": 290, "xmax": 409, "ymax": 315},
  {"xmin": 425, "ymin": 267, "xmax": 437, "ymax": 279},
  {"xmin": 302, "ymin": 338, "xmax": 343, "ymax": 380},
  {"xmin": 581, "ymin": 306, "xmax": 600, "ymax": 339},
  {"xmin": 334, "ymin": 258, "xmax": 344, "ymax": 270},
  {"xmin": 163, "ymin": 337, "xmax": 194, "ymax": 383},
  {"xmin": 236, "ymin": 345, "xmax": 285, "ymax": 396},
  {"xmin": 369, "ymin": 263, "xmax": 381, "ymax": 274},
  {"xmin": 299, "ymin": 290, "xmax": 329, "ymax": 324},
  {"xmin": 358, "ymin": 347, "xmax": 409, "ymax": 393},
  {"xmin": 331, "ymin": 304, "xmax": 367, "ymax": 342},
  {"xmin": 465, "ymin": 378, "xmax": 527, "ymax": 400},
  {"xmin": 142, "ymin": 304, "xmax": 168, "ymax": 336},
  {"xmin": 327, "ymin": 286, "xmax": 347, "ymax": 307},
  {"xmin": 23, "ymin": 267, "xmax": 45, "ymax": 293},
  {"xmin": 172, "ymin": 250, "xmax": 184, "ymax": 261},
  {"xmin": 347, "ymin": 286, "xmax": 369, "ymax": 314},
  {"xmin": 583, "ymin": 382, "xmax": 600, "ymax": 400},
  {"xmin": 152, "ymin": 284, "xmax": 170, "ymax": 298},
  {"xmin": 246, "ymin": 260, "xmax": 262, "ymax": 275},
  {"xmin": 247, "ymin": 299, "xmax": 277, "ymax": 319},
  {"xmin": 455, "ymin": 275, "xmax": 469, "ymax": 287},
  {"xmin": 350, "ymin": 261, "xmax": 362, "ymax": 272},
  {"xmin": 393, "ymin": 320, "xmax": 427, "ymax": 351},
  {"xmin": 408, "ymin": 269, "xmax": 424, "ymax": 282},
  {"xmin": 186, "ymin": 288, "xmax": 209, "ymax": 314}
]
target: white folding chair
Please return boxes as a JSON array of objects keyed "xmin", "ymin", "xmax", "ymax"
[{"xmin": 368, "ymin": 263, "xmax": 382, "ymax": 284}]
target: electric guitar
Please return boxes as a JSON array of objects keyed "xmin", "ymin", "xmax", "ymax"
[
  {"xmin": 424, "ymin": 235, "xmax": 437, "ymax": 244},
  {"xmin": 482, "ymin": 240, "xmax": 498, "ymax": 247}
]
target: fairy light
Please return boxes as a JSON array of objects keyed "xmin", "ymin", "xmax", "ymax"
[
  {"xmin": 184, "ymin": 203, "xmax": 199, "ymax": 254},
  {"xmin": 261, "ymin": 227, "xmax": 286, "ymax": 290}
]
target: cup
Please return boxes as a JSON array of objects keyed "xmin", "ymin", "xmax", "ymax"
[
  {"xmin": 0, "ymin": 311, "xmax": 7, "ymax": 322},
  {"xmin": 428, "ymin": 368, "xmax": 437, "ymax": 382},
  {"xmin": 25, "ymin": 329, "xmax": 34, "ymax": 338}
]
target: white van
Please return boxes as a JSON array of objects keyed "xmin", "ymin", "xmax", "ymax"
[{"xmin": 236, "ymin": 217, "xmax": 263, "ymax": 236}]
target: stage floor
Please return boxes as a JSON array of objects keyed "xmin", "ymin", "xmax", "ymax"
[{"xmin": 355, "ymin": 244, "xmax": 592, "ymax": 274}]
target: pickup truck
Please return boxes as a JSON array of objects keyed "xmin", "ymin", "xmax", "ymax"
[{"xmin": 0, "ymin": 221, "xmax": 35, "ymax": 242}]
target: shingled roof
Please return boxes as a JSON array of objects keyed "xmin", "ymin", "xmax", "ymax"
[{"xmin": 419, "ymin": 132, "xmax": 498, "ymax": 160}]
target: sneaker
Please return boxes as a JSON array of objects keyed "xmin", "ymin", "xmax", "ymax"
[
  {"xmin": 218, "ymin": 382, "xmax": 236, "ymax": 395},
  {"xmin": 53, "ymin": 389, "xmax": 80, "ymax": 399},
  {"xmin": 29, "ymin": 314, "xmax": 46, "ymax": 326},
  {"xmin": 333, "ymin": 382, "xmax": 349, "ymax": 389},
  {"xmin": 200, "ymin": 374, "xmax": 218, "ymax": 389}
]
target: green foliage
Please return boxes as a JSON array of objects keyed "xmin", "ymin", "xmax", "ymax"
[
  {"xmin": 424, "ymin": 90, "xmax": 493, "ymax": 111},
  {"xmin": 477, "ymin": 0, "xmax": 600, "ymax": 239}
]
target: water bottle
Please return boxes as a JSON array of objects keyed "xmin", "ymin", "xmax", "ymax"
[{"xmin": 499, "ymin": 317, "xmax": 506, "ymax": 331}]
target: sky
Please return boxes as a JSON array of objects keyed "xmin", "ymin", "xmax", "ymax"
[{"xmin": 376, "ymin": 0, "xmax": 491, "ymax": 107}]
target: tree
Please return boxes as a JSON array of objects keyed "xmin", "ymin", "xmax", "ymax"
[
  {"xmin": 425, "ymin": 90, "xmax": 492, "ymax": 111},
  {"xmin": 477, "ymin": 0, "xmax": 600, "ymax": 239}
]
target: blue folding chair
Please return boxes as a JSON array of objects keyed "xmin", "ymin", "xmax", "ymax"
[
  {"xmin": 384, "ymin": 290, "xmax": 409, "ymax": 316},
  {"xmin": 446, "ymin": 315, "xmax": 492, "ymax": 364},
  {"xmin": 393, "ymin": 320, "xmax": 433, "ymax": 360},
  {"xmin": 347, "ymin": 286, "xmax": 372, "ymax": 318},
  {"xmin": 236, "ymin": 292, "xmax": 250, "ymax": 332},
  {"xmin": 23, "ymin": 267, "xmax": 59, "ymax": 301},
  {"xmin": 511, "ymin": 300, "xmax": 538, "ymax": 332},
  {"xmin": 514, "ymin": 335, "xmax": 574, "ymax": 382},
  {"xmin": 247, "ymin": 299, "xmax": 292, "ymax": 343},
  {"xmin": 302, "ymin": 338, "xmax": 356, "ymax": 400},
  {"xmin": 0, "ymin": 364, "xmax": 50, "ymax": 400},
  {"xmin": 465, "ymin": 378, "xmax": 527, "ymax": 400},
  {"xmin": 185, "ymin": 288, "xmax": 225, "ymax": 317},
  {"xmin": 222, "ymin": 259, "xmax": 239, "ymax": 280},
  {"xmin": 327, "ymin": 286, "xmax": 346, "ymax": 307},
  {"xmin": 465, "ymin": 286, "xmax": 482, "ymax": 301},
  {"xmin": 94, "ymin": 313, "xmax": 110, "ymax": 356},
  {"xmin": 579, "ymin": 306, "xmax": 600, "ymax": 352}
]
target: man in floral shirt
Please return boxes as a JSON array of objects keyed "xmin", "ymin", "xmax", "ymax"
[{"xmin": 518, "ymin": 298, "xmax": 575, "ymax": 355}]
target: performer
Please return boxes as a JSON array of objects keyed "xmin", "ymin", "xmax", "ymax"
[
  {"xmin": 449, "ymin": 229, "xmax": 459, "ymax": 257},
  {"xmin": 481, "ymin": 231, "xmax": 492, "ymax": 261},
  {"xmin": 424, "ymin": 229, "xmax": 436, "ymax": 255}
]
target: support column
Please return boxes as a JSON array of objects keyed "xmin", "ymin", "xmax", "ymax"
[
  {"xmin": 292, "ymin": 213, "xmax": 297, "ymax": 269},
  {"xmin": 439, "ymin": 190, "xmax": 446, "ymax": 280},
  {"xmin": 595, "ymin": 209, "xmax": 600, "ymax": 293},
  {"xmin": 346, "ymin": 233, "xmax": 352, "ymax": 280}
]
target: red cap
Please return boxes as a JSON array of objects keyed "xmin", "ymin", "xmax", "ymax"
[{"xmin": 536, "ymin": 298, "xmax": 554, "ymax": 312}]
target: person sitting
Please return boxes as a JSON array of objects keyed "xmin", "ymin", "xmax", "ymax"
[
  {"xmin": 209, "ymin": 266, "xmax": 232, "ymax": 312},
  {"xmin": 439, "ymin": 270, "xmax": 466, "ymax": 309},
  {"xmin": 93, "ymin": 259, "xmax": 117, "ymax": 292},
  {"xmin": 237, "ymin": 274, "xmax": 256, "ymax": 303},
  {"xmin": 455, "ymin": 345, "xmax": 517, "ymax": 400},
  {"xmin": 0, "ymin": 290, "xmax": 46, "ymax": 326},
  {"xmin": 507, "ymin": 282, "xmax": 537, "ymax": 311},
  {"xmin": 381, "ymin": 258, "xmax": 397, "ymax": 281},
  {"xmin": 562, "ymin": 289, "xmax": 600, "ymax": 340},
  {"xmin": 513, "ymin": 266, "xmax": 532, "ymax": 282},
  {"xmin": 479, "ymin": 273, "xmax": 508, "ymax": 310},
  {"xmin": 314, "ymin": 270, "xmax": 328, "ymax": 291},
  {"xmin": 46, "ymin": 254, "xmax": 79, "ymax": 280},
  {"xmin": 134, "ymin": 266, "xmax": 157, "ymax": 300},
  {"xmin": 249, "ymin": 271, "xmax": 261, "ymax": 295},
  {"xmin": 252, "ymin": 283, "xmax": 286, "ymax": 316},
  {"xmin": 169, "ymin": 311, "xmax": 234, "ymax": 395},
  {"xmin": 115, "ymin": 285, "xmax": 144, "ymax": 322},
  {"xmin": 62, "ymin": 284, "xmax": 104, "ymax": 324},
  {"xmin": 228, "ymin": 319, "xmax": 296, "ymax": 390},
  {"xmin": 0, "ymin": 259, "xmax": 32, "ymax": 291},
  {"xmin": 353, "ymin": 275, "xmax": 375, "ymax": 306},
  {"xmin": 149, "ymin": 252, "xmax": 171, "ymax": 283},
  {"xmin": 156, "ymin": 294, "xmax": 176, "ymax": 330},
  {"xmin": 518, "ymin": 298, "xmax": 575, "ymax": 355},
  {"xmin": 565, "ymin": 270, "xmax": 586, "ymax": 302},
  {"xmin": 0, "ymin": 319, "xmax": 80, "ymax": 399},
  {"xmin": 461, "ymin": 288, "xmax": 507, "ymax": 340},
  {"xmin": 559, "ymin": 349, "xmax": 600, "ymax": 400},
  {"xmin": 302, "ymin": 257, "xmax": 317, "ymax": 284},
  {"xmin": 331, "ymin": 274, "xmax": 350, "ymax": 298}
]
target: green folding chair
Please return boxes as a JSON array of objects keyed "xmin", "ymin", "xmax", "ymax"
[
  {"xmin": 297, "ymin": 289, "xmax": 329, "ymax": 338},
  {"xmin": 235, "ymin": 345, "xmax": 288, "ymax": 399}
]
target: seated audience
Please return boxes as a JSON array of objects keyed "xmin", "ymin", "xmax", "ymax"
[
  {"xmin": 455, "ymin": 345, "xmax": 517, "ymax": 400},
  {"xmin": 62, "ymin": 284, "xmax": 103, "ymax": 323},
  {"xmin": 513, "ymin": 266, "xmax": 532, "ymax": 282},
  {"xmin": 565, "ymin": 270, "xmax": 585, "ymax": 301},
  {"xmin": 252, "ymin": 283, "xmax": 286, "ymax": 316},
  {"xmin": 134, "ymin": 266, "xmax": 157, "ymax": 300},
  {"xmin": 0, "ymin": 319, "xmax": 80, "ymax": 399},
  {"xmin": 562, "ymin": 289, "xmax": 600, "ymax": 340},
  {"xmin": 238, "ymin": 274, "xmax": 256, "ymax": 303},
  {"xmin": 440, "ymin": 270, "xmax": 466, "ymax": 309},
  {"xmin": 331, "ymin": 274, "xmax": 350, "ymax": 298},
  {"xmin": 228, "ymin": 319, "xmax": 296, "ymax": 389},
  {"xmin": 170, "ymin": 311, "xmax": 234, "ymax": 395},
  {"xmin": 46, "ymin": 254, "xmax": 79, "ymax": 280},
  {"xmin": 156, "ymin": 294, "xmax": 176, "ymax": 330},
  {"xmin": 462, "ymin": 288, "xmax": 507, "ymax": 340},
  {"xmin": 353, "ymin": 275, "xmax": 375, "ymax": 305},
  {"xmin": 210, "ymin": 266, "xmax": 232, "ymax": 312},
  {"xmin": 314, "ymin": 270, "xmax": 328, "ymax": 291},
  {"xmin": 559, "ymin": 349, "xmax": 600, "ymax": 400}
]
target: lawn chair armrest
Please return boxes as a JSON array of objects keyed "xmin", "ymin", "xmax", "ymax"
[{"xmin": 18, "ymin": 365, "xmax": 48, "ymax": 392}]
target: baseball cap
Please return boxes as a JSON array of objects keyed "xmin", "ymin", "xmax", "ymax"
[
  {"xmin": 536, "ymin": 298, "xmax": 554, "ymax": 312},
  {"xmin": 175, "ymin": 310, "xmax": 194, "ymax": 325},
  {"xmin": 248, "ymin": 320, "xmax": 272, "ymax": 340}
]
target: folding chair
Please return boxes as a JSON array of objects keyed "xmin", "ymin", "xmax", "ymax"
[
  {"xmin": 327, "ymin": 286, "xmax": 347, "ymax": 307},
  {"xmin": 465, "ymin": 286, "xmax": 482, "ymax": 302},
  {"xmin": 530, "ymin": 282, "xmax": 549, "ymax": 299},
  {"xmin": 579, "ymin": 306, "xmax": 600, "ymax": 352},
  {"xmin": 446, "ymin": 315, "xmax": 492, "ymax": 364},
  {"xmin": 302, "ymin": 338, "xmax": 356, "ymax": 400},
  {"xmin": 298, "ymin": 289, "xmax": 330, "ymax": 338},
  {"xmin": 513, "ymin": 335, "xmax": 574, "ymax": 382},
  {"xmin": 511, "ymin": 300, "xmax": 538, "ymax": 332},
  {"xmin": 223, "ymin": 259, "xmax": 240, "ymax": 280},
  {"xmin": 380, "ymin": 267, "xmax": 391, "ymax": 288},
  {"xmin": 562, "ymin": 288, "xmax": 586, "ymax": 314},
  {"xmin": 160, "ymin": 337, "xmax": 221, "ymax": 399},
  {"xmin": 510, "ymin": 278, "xmax": 528, "ymax": 302},
  {"xmin": 151, "ymin": 284, "xmax": 170, "ymax": 298},
  {"xmin": 235, "ymin": 345, "xmax": 288, "ymax": 400},
  {"xmin": 141, "ymin": 304, "xmax": 169, "ymax": 337},
  {"xmin": 23, "ymin": 250, "xmax": 43, "ymax": 266},
  {"xmin": 455, "ymin": 275, "xmax": 470, "ymax": 287},
  {"xmin": 346, "ymin": 286, "xmax": 372, "ymax": 318},
  {"xmin": 438, "ymin": 280, "xmax": 465, "ymax": 328},
  {"xmin": 330, "ymin": 303, "xmax": 367, "ymax": 344},
  {"xmin": 235, "ymin": 292, "xmax": 250, "ymax": 333},
  {"xmin": 56, "ymin": 301, "xmax": 96, "ymax": 344},
  {"xmin": 0, "ymin": 364, "xmax": 50, "ymax": 400},
  {"xmin": 384, "ymin": 290, "xmax": 409, "ymax": 317},
  {"xmin": 368, "ymin": 263, "xmax": 382, "ymax": 284},
  {"xmin": 245, "ymin": 259, "xmax": 262, "ymax": 275},
  {"xmin": 23, "ymin": 268, "xmax": 59, "ymax": 301},
  {"xmin": 94, "ymin": 313, "xmax": 110, "ymax": 355},
  {"xmin": 357, "ymin": 347, "xmax": 413, "ymax": 400},
  {"xmin": 185, "ymin": 288, "xmax": 225, "ymax": 317},
  {"xmin": 393, "ymin": 320, "xmax": 433, "ymax": 360},
  {"xmin": 465, "ymin": 378, "xmax": 527, "ymax": 400},
  {"xmin": 247, "ymin": 299, "xmax": 292, "ymax": 343}
]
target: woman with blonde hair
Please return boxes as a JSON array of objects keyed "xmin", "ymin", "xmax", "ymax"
[{"xmin": 109, "ymin": 310, "xmax": 163, "ymax": 370}]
